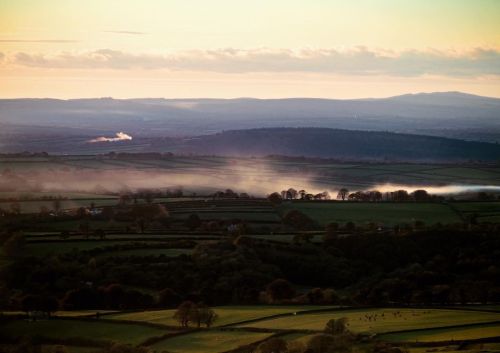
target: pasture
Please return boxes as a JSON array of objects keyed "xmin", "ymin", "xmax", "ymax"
[
  {"xmin": 278, "ymin": 202, "xmax": 461, "ymax": 226},
  {"xmin": 24, "ymin": 240, "xmax": 194, "ymax": 257},
  {"xmin": 2, "ymin": 306, "xmax": 499, "ymax": 352},
  {"xmin": 381, "ymin": 323, "xmax": 500, "ymax": 342},
  {"xmin": 0, "ymin": 319, "xmax": 167, "ymax": 345},
  {"xmin": 240, "ymin": 308, "xmax": 500, "ymax": 334},
  {"xmin": 108, "ymin": 305, "xmax": 338, "ymax": 327},
  {"xmin": 24, "ymin": 240, "xmax": 149, "ymax": 256},
  {"xmin": 149, "ymin": 331, "xmax": 273, "ymax": 353},
  {"xmin": 452, "ymin": 202, "xmax": 500, "ymax": 222}
]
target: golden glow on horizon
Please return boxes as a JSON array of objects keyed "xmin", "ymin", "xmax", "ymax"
[{"xmin": 1, "ymin": 0, "xmax": 499, "ymax": 98}]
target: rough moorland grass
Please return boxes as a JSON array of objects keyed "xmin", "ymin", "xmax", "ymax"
[
  {"xmin": 108, "ymin": 306, "xmax": 337, "ymax": 327},
  {"xmin": 241, "ymin": 308, "xmax": 500, "ymax": 334},
  {"xmin": 381, "ymin": 323, "xmax": 500, "ymax": 342},
  {"xmin": 149, "ymin": 331, "xmax": 272, "ymax": 353},
  {"xmin": 278, "ymin": 202, "xmax": 461, "ymax": 226},
  {"xmin": 0, "ymin": 319, "xmax": 167, "ymax": 345}
]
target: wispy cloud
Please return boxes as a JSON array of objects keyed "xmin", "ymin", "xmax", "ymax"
[
  {"xmin": 0, "ymin": 39, "xmax": 79, "ymax": 43},
  {"xmin": 6, "ymin": 47, "xmax": 500, "ymax": 77},
  {"xmin": 104, "ymin": 30, "xmax": 147, "ymax": 35}
]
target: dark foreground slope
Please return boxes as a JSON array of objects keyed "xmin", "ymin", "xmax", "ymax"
[{"xmin": 176, "ymin": 128, "xmax": 500, "ymax": 162}]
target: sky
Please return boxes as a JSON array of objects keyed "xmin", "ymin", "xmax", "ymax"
[{"xmin": 0, "ymin": 0, "xmax": 499, "ymax": 99}]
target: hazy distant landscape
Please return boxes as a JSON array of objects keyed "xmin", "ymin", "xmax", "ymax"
[
  {"xmin": 2, "ymin": 92, "xmax": 500, "ymax": 161},
  {"xmin": 1, "ymin": 92, "xmax": 499, "ymax": 141}
]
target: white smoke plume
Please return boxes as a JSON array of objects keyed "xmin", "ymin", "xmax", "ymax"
[{"xmin": 89, "ymin": 132, "xmax": 132, "ymax": 143}]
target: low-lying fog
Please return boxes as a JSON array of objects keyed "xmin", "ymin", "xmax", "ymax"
[{"xmin": 1, "ymin": 164, "xmax": 500, "ymax": 198}]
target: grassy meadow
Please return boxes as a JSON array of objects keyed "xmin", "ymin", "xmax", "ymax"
[
  {"xmin": 108, "ymin": 306, "xmax": 339, "ymax": 327},
  {"xmin": 149, "ymin": 331, "xmax": 273, "ymax": 353},
  {"xmin": 0, "ymin": 319, "xmax": 168, "ymax": 345},
  {"xmin": 240, "ymin": 308, "xmax": 500, "ymax": 333}
]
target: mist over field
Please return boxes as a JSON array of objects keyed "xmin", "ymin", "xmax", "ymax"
[{"xmin": 2, "ymin": 157, "xmax": 500, "ymax": 198}]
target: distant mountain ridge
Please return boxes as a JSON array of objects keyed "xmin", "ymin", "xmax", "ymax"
[{"xmin": 1, "ymin": 91, "xmax": 499, "ymax": 143}]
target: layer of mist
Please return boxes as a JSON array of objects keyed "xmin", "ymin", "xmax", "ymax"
[{"xmin": 2, "ymin": 164, "xmax": 499, "ymax": 198}]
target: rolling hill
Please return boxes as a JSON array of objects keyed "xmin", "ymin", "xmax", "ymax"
[{"xmin": 1, "ymin": 92, "xmax": 500, "ymax": 142}]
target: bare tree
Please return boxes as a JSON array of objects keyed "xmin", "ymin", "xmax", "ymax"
[{"xmin": 337, "ymin": 188, "xmax": 349, "ymax": 201}]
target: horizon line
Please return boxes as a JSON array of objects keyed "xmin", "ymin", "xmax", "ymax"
[{"xmin": 0, "ymin": 91, "xmax": 499, "ymax": 101}]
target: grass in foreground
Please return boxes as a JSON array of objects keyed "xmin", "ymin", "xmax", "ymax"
[
  {"xmin": 381, "ymin": 323, "xmax": 500, "ymax": 342},
  {"xmin": 241, "ymin": 308, "xmax": 500, "ymax": 334},
  {"xmin": 149, "ymin": 331, "xmax": 272, "ymax": 353},
  {"xmin": 0, "ymin": 319, "xmax": 167, "ymax": 345},
  {"xmin": 409, "ymin": 343, "xmax": 500, "ymax": 353}
]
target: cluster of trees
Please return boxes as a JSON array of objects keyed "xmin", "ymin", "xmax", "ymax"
[
  {"xmin": 15, "ymin": 294, "xmax": 59, "ymax": 318},
  {"xmin": 183, "ymin": 213, "xmax": 252, "ymax": 235},
  {"xmin": 212, "ymin": 189, "xmax": 250, "ymax": 199},
  {"xmin": 268, "ymin": 188, "xmax": 331, "ymax": 203},
  {"xmin": 1, "ymin": 225, "xmax": 499, "ymax": 314},
  {"xmin": 173, "ymin": 301, "xmax": 217, "ymax": 327},
  {"xmin": 60, "ymin": 283, "xmax": 156, "ymax": 310},
  {"xmin": 268, "ymin": 187, "xmax": 454, "ymax": 203}
]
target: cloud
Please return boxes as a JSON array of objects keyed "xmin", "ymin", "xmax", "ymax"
[
  {"xmin": 89, "ymin": 132, "xmax": 133, "ymax": 143},
  {"xmin": 8, "ymin": 47, "xmax": 500, "ymax": 77},
  {"xmin": 104, "ymin": 30, "xmax": 147, "ymax": 35},
  {"xmin": 0, "ymin": 39, "xmax": 79, "ymax": 43}
]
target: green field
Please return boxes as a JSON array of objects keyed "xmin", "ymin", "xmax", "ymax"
[
  {"xmin": 381, "ymin": 323, "xmax": 500, "ymax": 342},
  {"xmin": 108, "ymin": 306, "xmax": 337, "ymax": 327},
  {"xmin": 20, "ymin": 219, "xmax": 132, "ymax": 232},
  {"xmin": 279, "ymin": 202, "xmax": 461, "ymax": 226},
  {"xmin": 25, "ymin": 240, "xmax": 146, "ymax": 256},
  {"xmin": 0, "ymin": 319, "xmax": 167, "ymax": 345},
  {"xmin": 0, "ymin": 198, "xmax": 118, "ymax": 214},
  {"xmin": 0, "ymin": 345, "xmax": 100, "ymax": 353},
  {"xmin": 149, "ymin": 331, "xmax": 272, "ymax": 353},
  {"xmin": 452, "ymin": 202, "xmax": 500, "ymax": 222},
  {"xmin": 2, "ymin": 306, "xmax": 499, "ymax": 352},
  {"xmin": 409, "ymin": 344, "xmax": 500, "ymax": 353},
  {"xmin": 241, "ymin": 308, "xmax": 500, "ymax": 334},
  {"xmin": 96, "ymin": 248, "xmax": 192, "ymax": 258}
]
